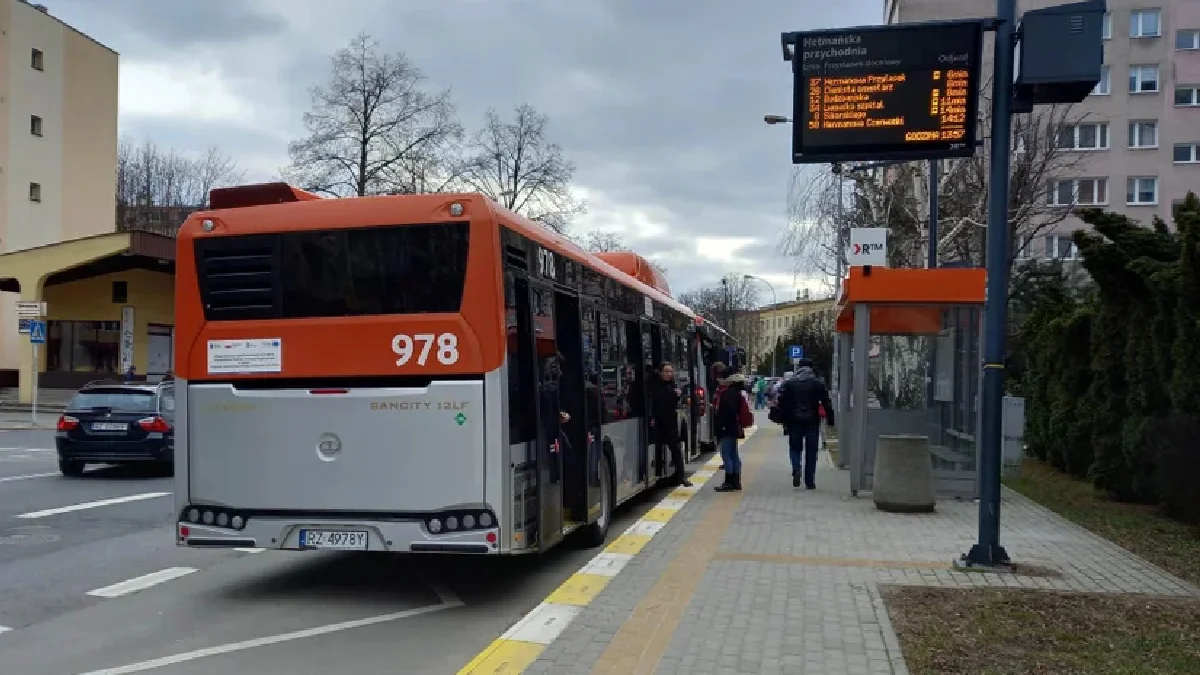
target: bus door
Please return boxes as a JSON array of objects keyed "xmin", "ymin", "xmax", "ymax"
[
  {"xmin": 552, "ymin": 289, "xmax": 588, "ymax": 526},
  {"xmin": 624, "ymin": 320, "xmax": 648, "ymax": 485},
  {"xmin": 646, "ymin": 323, "xmax": 665, "ymax": 478},
  {"xmin": 579, "ymin": 301, "xmax": 604, "ymax": 523},
  {"xmin": 530, "ymin": 282, "xmax": 564, "ymax": 550}
]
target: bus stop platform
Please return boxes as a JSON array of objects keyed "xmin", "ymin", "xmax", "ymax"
[{"xmin": 462, "ymin": 413, "xmax": 1199, "ymax": 675}]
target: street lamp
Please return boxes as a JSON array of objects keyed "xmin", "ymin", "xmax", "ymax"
[
  {"xmin": 763, "ymin": 114, "xmax": 791, "ymax": 125},
  {"xmin": 743, "ymin": 275, "xmax": 778, "ymax": 378}
]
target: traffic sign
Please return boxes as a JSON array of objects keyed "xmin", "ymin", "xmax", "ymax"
[
  {"xmin": 788, "ymin": 344, "xmax": 804, "ymax": 360},
  {"xmin": 29, "ymin": 320, "xmax": 46, "ymax": 344}
]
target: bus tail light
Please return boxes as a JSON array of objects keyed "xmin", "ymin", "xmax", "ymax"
[
  {"xmin": 137, "ymin": 416, "xmax": 171, "ymax": 433},
  {"xmin": 57, "ymin": 415, "xmax": 79, "ymax": 431}
]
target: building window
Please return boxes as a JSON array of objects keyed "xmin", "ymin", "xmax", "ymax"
[
  {"xmin": 1178, "ymin": 29, "xmax": 1200, "ymax": 50},
  {"xmin": 111, "ymin": 281, "xmax": 128, "ymax": 304},
  {"xmin": 1127, "ymin": 177, "xmax": 1159, "ymax": 205},
  {"xmin": 1102, "ymin": 12, "xmax": 1112, "ymax": 40},
  {"xmin": 46, "ymin": 321, "xmax": 121, "ymax": 373},
  {"xmin": 1130, "ymin": 65, "xmax": 1160, "ymax": 93},
  {"xmin": 1091, "ymin": 66, "xmax": 1110, "ymax": 95},
  {"xmin": 1130, "ymin": 9, "xmax": 1162, "ymax": 38},
  {"xmin": 30, "ymin": 115, "xmax": 43, "ymax": 137},
  {"xmin": 1044, "ymin": 235, "xmax": 1080, "ymax": 260},
  {"xmin": 30, "ymin": 48, "xmax": 44, "ymax": 70},
  {"xmin": 1173, "ymin": 143, "xmax": 1200, "ymax": 164},
  {"xmin": 29, "ymin": 183, "xmax": 42, "ymax": 202},
  {"xmin": 1175, "ymin": 86, "xmax": 1200, "ymax": 107},
  {"xmin": 1014, "ymin": 234, "xmax": 1034, "ymax": 260},
  {"xmin": 1057, "ymin": 121, "xmax": 1109, "ymax": 150},
  {"xmin": 1047, "ymin": 178, "xmax": 1108, "ymax": 206},
  {"xmin": 1128, "ymin": 121, "xmax": 1158, "ymax": 148}
]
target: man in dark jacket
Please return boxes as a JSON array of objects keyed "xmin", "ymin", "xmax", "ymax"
[
  {"xmin": 776, "ymin": 358, "xmax": 835, "ymax": 489},
  {"xmin": 651, "ymin": 363, "xmax": 691, "ymax": 487}
]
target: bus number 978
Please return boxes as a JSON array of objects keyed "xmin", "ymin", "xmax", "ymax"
[{"xmin": 392, "ymin": 333, "xmax": 460, "ymax": 366}]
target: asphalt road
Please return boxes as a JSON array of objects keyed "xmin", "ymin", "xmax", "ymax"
[{"xmin": 0, "ymin": 428, "xmax": 677, "ymax": 675}]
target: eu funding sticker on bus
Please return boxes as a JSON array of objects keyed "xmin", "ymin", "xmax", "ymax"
[
  {"xmin": 207, "ymin": 338, "xmax": 283, "ymax": 375},
  {"xmin": 788, "ymin": 345, "xmax": 803, "ymax": 360}
]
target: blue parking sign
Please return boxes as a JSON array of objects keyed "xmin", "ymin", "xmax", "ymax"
[
  {"xmin": 787, "ymin": 344, "xmax": 803, "ymax": 360},
  {"xmin": 29, "ymin": 320, "xmax": 46, "ymax": 344}
]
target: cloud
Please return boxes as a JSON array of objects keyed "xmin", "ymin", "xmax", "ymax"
[{"xmin": 45, "ymin": 0, "xmax": 883, "ymax": 300}]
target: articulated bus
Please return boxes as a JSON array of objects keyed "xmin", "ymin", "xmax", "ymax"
[{"xmin": 173, "ymin": 183, "xmax": 737, "ymax": 555}]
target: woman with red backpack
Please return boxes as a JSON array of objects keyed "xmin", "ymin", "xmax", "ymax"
[{"xmin": 713, "ymin": 372, "xmax": 755, "ymax": 492}]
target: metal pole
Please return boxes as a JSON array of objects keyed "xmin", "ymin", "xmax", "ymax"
[
  {"xmin": 966, "ymin": 0, "xmax": 1015, "ymax": 568},
  {"xmin": 928, "ymin": 159, "xmax": 939, "ymax": 268},
  {"xmin": 31, "ymin": 342, "xmax": 39, "ymax": 426},
  {"xmin": 831, "ymin": 165, "xmax": 845, "ymax": 396}
]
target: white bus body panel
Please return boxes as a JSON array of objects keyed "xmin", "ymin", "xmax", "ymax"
[{"xmin": 176, "ymin": 372, "xmax": 510, "ymax": 554}]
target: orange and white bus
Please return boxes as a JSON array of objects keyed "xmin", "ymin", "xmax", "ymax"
[{"xmin": 172, "ymin": 183, "xmax": 737, "ymax": 555}]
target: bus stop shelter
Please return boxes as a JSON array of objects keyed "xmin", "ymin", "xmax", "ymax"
[{"xmin": 833, "ymin": 266, "xmax": 986, "ymax": 500}]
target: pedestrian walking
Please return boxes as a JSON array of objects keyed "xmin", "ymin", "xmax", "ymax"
[
  {"xmin": 775, "ymin": 358, "xmax": 835, "ymax": 489},
  {"xmin": 713, "ymin": 372, "xmax": 754, "ymax": 492}
]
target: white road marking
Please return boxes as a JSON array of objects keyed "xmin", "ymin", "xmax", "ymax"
[
  {"xmin": 0, "ymin": 448, "xmax": 55, "ymax": 452},
  {"xmin": 0, "ymin": 472, "xmax": 60, "ymax": 484},
  {"xmin": 77, "ymin": 592, "xmax": 464, "ymax": 674},
  {"xmin": 233, "ymin": 547, "xmax": 265, "ymax": 553},
  {"xmin": 0, "ymin": 625, "xmax": 11, "ymax": 635},
  {"xmin": 16, "ymin": 492, "xmax": 171, "ymax": 519},
  {"xmin": 86, "ymin": 567, "xmax": 197, "ymax": 598}
]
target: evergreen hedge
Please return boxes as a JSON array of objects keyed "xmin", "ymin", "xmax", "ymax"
[{"xmin": 1017, "ymin": 192, "xmax": 1200, "ymax": 522}]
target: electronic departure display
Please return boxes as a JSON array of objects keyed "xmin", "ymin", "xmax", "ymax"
[{"xmin": 786, "ymin": 21, "xmax": 984, "ymax": 164}]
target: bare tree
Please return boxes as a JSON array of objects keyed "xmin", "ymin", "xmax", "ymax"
[
  {"xmin": 576, "ymin": 230, "xmax": 625, "ymax": 252},
  {"xmin": 282, "ymin": 33, "xmax": 463, "ymax": 197},
  {"xmin": 783, "ymin": 96, "xmax": 1089, "ymax": 289},
  {"xmin": 458, "ymin": 104, "xmax": 585, "ymax": 233},
  {"xmin": 116, "ymin": 137, "xmax": 244, "ymax": 234},
  {"xmin": 677, "ymin": 275, "xmax": 761, "ymax": 347}
]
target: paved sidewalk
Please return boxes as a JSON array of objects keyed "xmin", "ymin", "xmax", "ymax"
[
  {"xmin": 522, "ymin": 417, "xmax": 1199, "ymax": 675},
  {"xmin": 0, "ymin": 412, "xmax": 55, "ymax": 430}
]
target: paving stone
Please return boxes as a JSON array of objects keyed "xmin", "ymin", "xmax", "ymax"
[{"xmin": 528, "ymin": 421, "xmax": 1199, "ymax": 674}]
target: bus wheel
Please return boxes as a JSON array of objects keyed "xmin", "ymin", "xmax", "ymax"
[{"xmin": 580, "ymin": 453, "xmax": 613, "ymax": 548}]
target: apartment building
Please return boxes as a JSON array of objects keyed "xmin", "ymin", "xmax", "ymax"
[
  {"xmin": 885, "ymin": 0, "xmax": 1200, "ymax": 262},
  {"xmin": 741, "ymin": 291, "xmax": 837, "ymax": 364}
]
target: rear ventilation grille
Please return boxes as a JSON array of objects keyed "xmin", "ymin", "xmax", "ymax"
[
  {"xmin": 505, "ymin": 245, "xmax": 528, "ymax": 270},
  {"xmin": 195, "ymin": 239, "xmax": 279, "ymax": 320}
]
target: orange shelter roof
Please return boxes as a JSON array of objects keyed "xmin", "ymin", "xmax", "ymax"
[{"xmin": 835, "ymin": 266, "xmax": 986, "ymax": 334}]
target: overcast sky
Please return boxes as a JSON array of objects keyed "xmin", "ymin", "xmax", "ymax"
[{"xmin": 48, "ymin": 0, "xmax": 883, "ymax": 301}]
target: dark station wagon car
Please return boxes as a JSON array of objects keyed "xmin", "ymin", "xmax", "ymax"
[{"xmin": 54, "ymin": 380, "xmax": 176, "ymax": 477}]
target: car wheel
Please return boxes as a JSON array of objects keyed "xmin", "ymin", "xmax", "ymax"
[{"xmin": 59, "ymin": 459, "xmax": 86, "ymax": 477}]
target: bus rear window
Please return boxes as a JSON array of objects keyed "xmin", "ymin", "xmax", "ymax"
[{"xmin": 194, "ymin": 223, "xmax": 470, "ymax": 320}]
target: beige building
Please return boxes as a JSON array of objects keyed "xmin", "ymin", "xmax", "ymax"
[
  {"xmin": 740, "ymin": 291, "xmax": 837, "ymax": 367},
  {"xmin": 885, "ymin": 0, "xmax": 1200, "ymax": 261},
  {"xmin": 0, "ymin": 1, "xmax": 179, "ymax": 404}
]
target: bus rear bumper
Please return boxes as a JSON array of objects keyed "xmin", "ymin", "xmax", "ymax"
[{"xmin": 176, "ymin": 517, "xmax": 501, "ymax": 554}]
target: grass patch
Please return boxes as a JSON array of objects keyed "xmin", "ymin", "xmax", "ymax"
[
  {"xmin": 883, "ymin": 585, "xmax": 1200, "ymax": 674},
  {"xmin": 1004, "ymin": 459, "xmax": 1200, "ymax": 587}
]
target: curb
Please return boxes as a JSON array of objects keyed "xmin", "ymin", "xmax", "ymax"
[{"xmin": 456, "ymin": 425, "xmax": 758, "ymax": 674}]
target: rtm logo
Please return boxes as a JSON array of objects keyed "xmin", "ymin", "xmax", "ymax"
[{"xmin": 853, "ymin": 242, "xmax": 884, "ymax": 255}]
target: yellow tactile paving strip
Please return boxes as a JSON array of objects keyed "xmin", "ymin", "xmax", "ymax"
[
  {"xmin": 587, "ymin": 437, "xmax": 765, "ymax": 675},
  {"xmin": 456, "ymin": 427, "xmax": 757, "ymax": 674}
]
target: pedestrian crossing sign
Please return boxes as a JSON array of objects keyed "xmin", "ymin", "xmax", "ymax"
[{"xmin": 29, "ymin": 320, "xmax": 45, "ymax": 344}]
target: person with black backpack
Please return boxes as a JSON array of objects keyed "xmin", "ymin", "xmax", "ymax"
[{"xmin": 775, "ymin": 358, "xmax": 835, "ymax": 489}]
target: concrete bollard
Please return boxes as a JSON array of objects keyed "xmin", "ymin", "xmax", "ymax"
[{"xmin": 872, "ymin": 434, "xmax": 936, "ymax": 513}]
